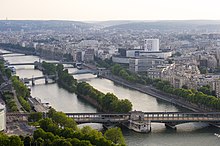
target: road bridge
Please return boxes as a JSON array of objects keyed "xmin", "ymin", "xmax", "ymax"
[
  {"xmin": 25, "ymin": 74, "xmax": 57, "ymax": 86},
  {"xmin": 7, "ymin": 111, "xmax": 220, "ymax": 133},
  {"xmin": 8, "ymin": 61, "xmax": 76, "ymax": 66},
  {"xmin": 25, "ymin": 69, "xmax": 97, "ymax": 85},
  {"xmin": 65, "ymin": 112, "xmax": 220, "ymax": 124},
  {"xmin": 0, "ymin": 52, "xmax": 13, "ymax": 55}
]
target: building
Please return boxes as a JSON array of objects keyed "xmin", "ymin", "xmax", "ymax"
[
  {"xmin": 84, "ymin": 49, "xmax": 94, "ymax": 62},
  {"xmin": 112, "ymin": 56, "xmax": 130, "ymax": 64},
  {"xmin": 129, "ymin": 57, "xmax": 164, "ymax": 72},
  {"xmin": 147, "ymin": 66, "xmax": 167, "ymax": 79},
  {"xmin": 144, "ymin": 39, "xmax": 159, "ymax": 52},
  {"xmin": 0, "ymin": 103, "xmax": 6, "ymax": 131},
  {"xmin": 140, "ymin": 51, "xmax": 172, "ymax": 59}
]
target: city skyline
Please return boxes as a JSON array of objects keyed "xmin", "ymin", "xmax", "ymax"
[{"xmin": 1, "ymin": 0, "xmax": 220, "ymax": 21}]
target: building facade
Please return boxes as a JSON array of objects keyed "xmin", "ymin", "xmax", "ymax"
[
  {"xmin": 144, "ymin": 39, "xmax": 159, "ymax": 52},
  {"xmin": 0, "ymin": 103, "xmax": 6, "ymax": 131}
]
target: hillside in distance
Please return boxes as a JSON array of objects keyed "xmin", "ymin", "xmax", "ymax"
[
  {"xmin": 102, "ymin": 20, "xmax": 220, "ymax": 31},
  {"xmin": 0, "ymin": 20, "xmax": 94, "ymax": 31},
  {"xmin": 1, "ymin": 20, "xmax": 220, "ymax": 32}
]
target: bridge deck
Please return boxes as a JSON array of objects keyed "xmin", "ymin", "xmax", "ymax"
[
  {"xmin": 66, "ymin": 112, "xmax": 220, "ymax": 123},
  {"xmin": 7, "ymin": 112, "xmax": 220, "ymax": 124}
]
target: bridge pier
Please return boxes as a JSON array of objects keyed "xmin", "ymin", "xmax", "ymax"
[
  {"xmin": 31, "ymin": 78, "xmax": 35, "ymax": 86},
  {"xmin": 165, "ymin": 123, "xmax": 177, "ymax": 130},
  {"xmin": 45, "ymin": 75, "xmax": 48, "ymax": 84}
]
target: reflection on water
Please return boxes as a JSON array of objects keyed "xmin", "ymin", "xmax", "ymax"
[{"xmin": 2, "ymin": 49, "xmax": 220, "ymax": 146}]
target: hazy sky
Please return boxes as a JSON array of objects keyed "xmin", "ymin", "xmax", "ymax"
[{"xmin": 0, "ymin": 0, "xmax": 220, "ymax": 21}]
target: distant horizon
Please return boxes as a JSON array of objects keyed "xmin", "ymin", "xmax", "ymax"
[
  {"xmin": 1, "ymin": 19, "xmax": 220, "ymax": 22},
  {"xmin": 1, "ymin": 0, "xmax": 220, "ymax": 21}
]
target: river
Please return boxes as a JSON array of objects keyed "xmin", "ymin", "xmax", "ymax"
[{"xmin": 1, "ymin": 50, "xmax": 220, "ymax": 146}]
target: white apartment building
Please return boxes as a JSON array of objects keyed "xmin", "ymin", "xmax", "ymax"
[{"xmin": 144, "ymin": 39, "xmax": 159, "ymax": 52}]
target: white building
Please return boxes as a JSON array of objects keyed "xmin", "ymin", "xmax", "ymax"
[
  {"xmin": 144, "ymin": 39, "xmax": 159, "ymax": 52},
  {"xmin": 0, "ymin": 103, "xmax": 6, "ymax": 131},
  {"xmin": 129, "ymin": 57, "xmax": 164, "ymax": 72},
  {"xmin": 140, "ymin": 51, "xmax": 172, "ymax": 59}
]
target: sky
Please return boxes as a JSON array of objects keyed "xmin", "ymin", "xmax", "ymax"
[{"xmin": 0, "ymin": 0, "xmax": 220, "ymax": 21}]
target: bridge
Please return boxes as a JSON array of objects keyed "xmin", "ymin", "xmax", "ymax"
[
  {"xmin": 0, "ymin": 52, "xmax": 13, "ymax": 55},
  {"xmin": 65, "ymin": 111, "xmax": 220, "ymax": 124},
  {"xmin": 8, "ymin": 61, "xmax": 76, "ymax": 66},
  {"xmin": 25, "ymin": 69, "xmax": 96, "ymax": 85},
  {"xmin": 9, "ymin": 62, "xmax": 35, "ymax": 66},
  {"xmin": 7, "ymin": 111, "xmax": 220, "ymax": 132}
]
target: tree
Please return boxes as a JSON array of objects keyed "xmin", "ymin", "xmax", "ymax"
[
  {"xmin": 28, "ymin": 112, "xmax": 43, "ymax": 122},
  {"xmin": 35, "ymin": 137, "xmax": 44, "ymax": 146},
  {"xmin": 104, "ymin": 128, "xmax": 125, "ymax": 145},
  {"xmin": 80, "ymin": 126, "xmax": 102, "ymax": 138},
  {"xmin": 182, "ymin": 84, "xmax": 188, "ymax": 89},
  {"xmin": 23, "ymin": 136, "xmax": 33, "ymax": 146},
  {"xmin": 9, "ymin": 135, "xmax": 23, "ymax": 146}
]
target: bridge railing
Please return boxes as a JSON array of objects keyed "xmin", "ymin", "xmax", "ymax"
[
  {"xmin": 143, "ymin": 112, "xmax": 220, "ymax": 122},
  {"xmin": 66, "ymin": 113, "xmax": 130, "ymax": 123}
]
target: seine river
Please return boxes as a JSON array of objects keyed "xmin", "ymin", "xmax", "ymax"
[{"xmin": 1, "ymin": 50, "xmax": 220, "ymax": 146}]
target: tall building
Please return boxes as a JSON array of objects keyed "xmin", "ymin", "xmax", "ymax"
[{"xmin": 144, "ymin": 39, "xmax": 159, "ymax": 52}]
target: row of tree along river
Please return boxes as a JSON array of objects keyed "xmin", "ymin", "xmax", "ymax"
[{"xmin": 1, "ymin": 49, "xmax": 220, "ymax": 146}]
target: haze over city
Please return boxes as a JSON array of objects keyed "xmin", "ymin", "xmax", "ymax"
[
  {"xmin": 2, "ymin": 0, "xmax": 220, "ymax": 146},
  {"xmin": 1, "ymin": 0, "xmax": 220, "ymax": 21}
]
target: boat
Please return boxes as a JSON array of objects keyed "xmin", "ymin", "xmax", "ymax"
[{"xmin": 214, "ymin": 133, "xmax": 220, "ymax": 138}]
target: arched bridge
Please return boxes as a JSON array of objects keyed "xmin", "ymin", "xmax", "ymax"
[{"xmin": 25, "ymin": 69, "xmax": 96, "ymax": 85}]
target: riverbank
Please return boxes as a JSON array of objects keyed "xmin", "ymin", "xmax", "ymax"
[{"xmin": 101, "ymin": 74, "xmax": 214, "ymax": 112}]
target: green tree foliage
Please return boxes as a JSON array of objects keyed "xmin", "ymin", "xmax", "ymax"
[
  {"xmin": 0, "ymin": 133, "xmax": 23, "ymax": 146},
  {"xmin": 198, "ymin": 85, "xmax": 215, "ymax": 96},
  {"xmin": 17, "ymin": 96, "xmax": 31, "ymax": 112},
  {"xmin": 47, "ymin": 108, "xmax": 78, "ymax": 130},
  {"xmin": 0, "ymin": 109, "xmax": 127, "ymax": 146},
  {"xmin": 0, "ymin": 61, "xmax": 12, "ymax": 83},
  {"xmin": 104, "ymin": 127, "xmax": 125, "ymax": 145},
  {"xmin": 77, "ymin": 82, "xmax": 132, "ymax": 112},
  {"xmin": 32, "ymin": 109, "xmax": 125, "ymax": 146},
  {"xmin": 80, "ymin": 126, "xmax": 102, "ymax": 138},
  {"xmin": 55, "ymin": 64, "xmax": 77, "ymax": 92},
  {"xmin": 28, "ymin": 112, "xmax": 43, "ymax": 122},
  {"xmin": 111, "ymin": 64, "xmax": 147, "ymax": 84},
  {"xmin": 41, "ymin": 62, "xmax": 78, "ymax": 92},
  {"xmin": 11, "ymin": 76, "xmax": 31, "ymax": 112},
  {"xmin": 11, "ymin": 76, "xmax": 30, "ymax": 98},
  {"xmin": 110, "ymin": 63, "xmax": 220, "ymax": 110},
  {"xmin": 2, "ymin": 91, "xmax": 18, "ymax": 112},
  {"xmin": 153, "ymin": 78, "xmax": 220, "ymax": 110},
  {"xmin": 42, "ymin": 62, "xmax": 132, "ymax": 112},
  {"xmin": 95, "ymin": 57, "xmax": 114, "ymax": 69},
  {"xmin": 42, "ymin": 61, "xmax": 57, "ymax": 75}
]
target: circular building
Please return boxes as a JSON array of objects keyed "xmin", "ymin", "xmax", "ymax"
[{"xmin": 0, "ymin": 103, "xmax": 6, "ymax": 131}]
